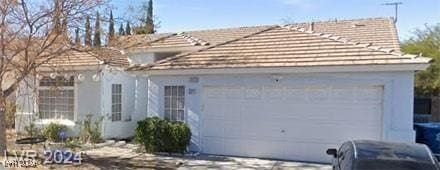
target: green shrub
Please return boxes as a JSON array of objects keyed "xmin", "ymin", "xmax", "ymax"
[
  {"xmin": 43, "ymin": 123, "xmax": 67, "ymax": 142},
  {"xmin": 79, "ymin": 114, "xmax": 103, "ymax": 144},
  {"xmin": 24, "ymin": 121, "xmax": 40, "ymax": 137},
  {"xmin": 65, "ymin": 137, "xmax": 83, "ymax": 149},
  {"xmin": 135, "ymin": 117, "xmax": 191, "ymax": 154},
  {"xmin": 24, "ymin": 112, "xmax": 41, "ymax": 137}
]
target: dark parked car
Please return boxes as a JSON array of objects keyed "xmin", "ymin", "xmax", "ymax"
[{"xmin": 326, "ymin": 140, "xmax": 439, "ymax": 170}]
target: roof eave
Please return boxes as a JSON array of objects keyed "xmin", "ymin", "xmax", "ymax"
[
  {"xmin": 37, "ymin": 64, "xmax": 104, "ymax": 72},
  {"xmin": 130, "ymin": 63, "xmax": 430, "ymax": 76}
]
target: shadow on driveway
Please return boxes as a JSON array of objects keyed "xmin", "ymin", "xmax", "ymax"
[
  {"xmin": 38, "ymin": 144, "xmax": 331, "ymax": 170},
  {"xmin": 179, "ymin": 154, "xmax": 332, "ymax": 170}
]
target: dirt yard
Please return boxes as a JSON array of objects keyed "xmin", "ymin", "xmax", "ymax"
[
  {"xmin": 1, "ymin": 129, "xmax": 331, "ymax": 170},
  {"xmin": 1, "ymin": 129, "xmax": 180, "ymax": 169}
]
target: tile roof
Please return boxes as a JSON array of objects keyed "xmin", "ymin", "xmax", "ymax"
[
  {"xmin": 93, "ymin": 48, "xmax": 130, "ymax": 67},
  {"xmin": 114, "ymin": 33, "xmax": 174, "ymax": 49},
  {"xmin": 128, "ymin": 19, "xmax": 429, "ymax": 70},
  {"xmin": 43, "ymin": 50, "xmax": 101, "ymax": 68},
  {"xmin": 120, "ymin": 18, "xmax": 400, "ymax": 52},
  {"xmin": 183, "ymin": 26, "xmax": 273, "ymax": 46},
  {"xmin": 53, "ymin": 17, "xmax": 427, "ymax": 70},
  {"xmin": 291, "ymin": 18, "xmax": 401, "ymax": 51},
  {"xmin": 43, "ymin": 48, "xmax": 129, "ymax": 68},
  {"xmin": 120, "ymin": 26, "xmax": 273, "ymax": 50}
]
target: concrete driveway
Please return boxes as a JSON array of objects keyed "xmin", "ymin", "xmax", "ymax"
[
  {"xmin": 178, "ymin": 155, "xmax": 332, "ymax": 170},
  {"xmin": 23, "ymin": 140, "xmax": 332, "ymax": 169}
]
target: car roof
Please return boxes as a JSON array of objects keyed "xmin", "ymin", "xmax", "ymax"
[{"xmin": 351, "ymin": 140, "xmax": 435, "ymax": 164}]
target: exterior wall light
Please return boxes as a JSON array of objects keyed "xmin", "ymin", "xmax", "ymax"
[
  {"xmin": 77, "ymin": 74, "xmax": 85, "ymax": 82},
  {"xmin": 49, "ymin": 73, "xmax": 58, "ymax": 79},
  {"xmin": 92, "ymin": 74, "xmax": 101, "ymax": 82}
]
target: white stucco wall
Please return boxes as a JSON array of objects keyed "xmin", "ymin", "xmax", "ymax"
[
  {"xmin": 100, "ymin": 69, "xmax": 148, "ymax": 139},
  {"xmin": 128, "ymin": 53, "xmax": 156, "ymax": 64},
  {"xmin": 145, "ymin": 71, "xmax": 416, "ymax": 152},
  {"xmin": 15, "ymin": 68, "xmax": 148, "ymax": 139},
  {"xmin": 15, "ymin": 70, "xmax": 102, "ymax": 136}
]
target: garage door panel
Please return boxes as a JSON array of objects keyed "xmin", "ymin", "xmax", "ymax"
[
  {"xmin": 329, "ymin": 128, "xmax": 381, "ymax": 142},
  {"xmin": 241, "ymin": 122, "xmax": 284, "ymax": 140},
  {"xmin": 202, "ymin": 119, "xmax": 224, "ymax": 137},
  {"xmin": 283, "ymin": 142, "xmax": 340, "ymax": 163},
  {"xmin": 202, "ymin": 85, "xmax": 383, "ymax": 162},
  {"xmin": 331, "ymin": 88, "xmax": 355, "ymax": 102},
  {"xmin": 230, "ymin": 139, "xmax": 285, "ymax": 158},
  {"xmin": 205, "ymin": 103, "xmax": 241, "ymax": 120},
  {"xmin": 307, "ymin": 88, "xmax": 331, "ymax": 101},
  {"xmin": 357, "ymin": 87, "xmax": 382, "ymax": 101},
  {"xmin": 264, "ymin": 87, "xmax": 285, "ymax": 100},
  {"xmin": 281, "ymin": 123, "xmax": 379, "ymax": 142},
  {"xmin": 285, "ymin": 87, "xmax": 308, "ymax": 101},
  {"xmin": 292, "ymin": 106, "xmax": 381, "ymax": 123},
  {"xmin": 224, "ymin": 87, "xmax": 244, "ymax": 99},
  {"xmin": 244, "ymin": 87, "xmax": 263, "ymax": 100},
  {"xmin": 203, "ymin": 119, "xmax": 241, "ymax": 138},
  {"xmin": 241, "ymin": 103, "xmax": 267, "ymax": 119}
]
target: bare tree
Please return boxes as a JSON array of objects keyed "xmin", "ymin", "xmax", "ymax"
[{"xmin": 0, "ymin": 0, "xmax": 107, "ymax": 154}]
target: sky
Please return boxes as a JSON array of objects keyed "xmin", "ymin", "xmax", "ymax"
[{"xmin": 111, "ymin": 0, "xmax": 440, "ymax": 41}]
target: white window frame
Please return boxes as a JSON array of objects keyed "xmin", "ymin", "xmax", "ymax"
[
  {"xmin": 111, "ymin": 84, "xmax": 122, "ymax": 122},
  {"xmin": 164, "ymin": 86, "xmax": 185, "ymax": 122},
  {"xmin": 36, "ymin": 76, "xmax": 77, "ymax": 121}
]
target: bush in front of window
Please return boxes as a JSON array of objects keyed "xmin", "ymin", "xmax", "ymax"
[
  {"xmin": 135, "ymin": 117, "xmax": 191, "ymax": 154},
  {"xmin": 43, "ymin": 123, "xmax": 67, "ymax": 142},
  {"xmin": 24, "ymin": 121, "xmax": 41, "ymax": 137},
  {"xmin": 79, "ymin": 114, "xmax": 103, "ymax": 144}
]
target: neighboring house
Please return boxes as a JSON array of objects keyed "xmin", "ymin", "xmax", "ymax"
[{"xmin": 15, "ymin": 17, "xmax": 431, "ymax": 163}]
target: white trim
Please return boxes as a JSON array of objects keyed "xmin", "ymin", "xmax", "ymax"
[
  {"xmin": 111, "ymin": 84, "xmax": 123, "ymax": 121},
  {"xmin": 132, "ymin": 64, "xmax": 429, "ymax": 76},
  {"xmin": 382, "ymin": 80, "xmax": 393, "ymax": 140},
  {"xmin": 35, "ymin": 76, "xmax": 77, "ymax": 121},
  {"xmin": 38, "ymin": 65, "xmax": 103, "ymax": 72},
  {"xmin": 164, "ymin": 85, "xmax": 186, "ymax": 122},
  {"xmin": 74, "ymin": 77, "xmax": 79, "ymax": 122}
]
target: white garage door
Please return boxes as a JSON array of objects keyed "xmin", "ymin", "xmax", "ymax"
[{"xmin": 202, "ymin": 85, "xmax": 383, "ymax": 163}]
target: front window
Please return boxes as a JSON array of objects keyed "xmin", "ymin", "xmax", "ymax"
[
  {"xmin": 164, "ymin": 86, "xmax": 185, "ymax": 121},
  {"xmin": 111, "ymin": 84, "xmax": 122, "ymax": 121},
  {"xmin": 38, "ymin": 76, "xmax": 74, "ymax": 120}
]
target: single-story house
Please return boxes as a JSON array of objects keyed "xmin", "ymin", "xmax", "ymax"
[{"xmin": 16, "ymin": 17, "xmax": 431, "ymax": 163}]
